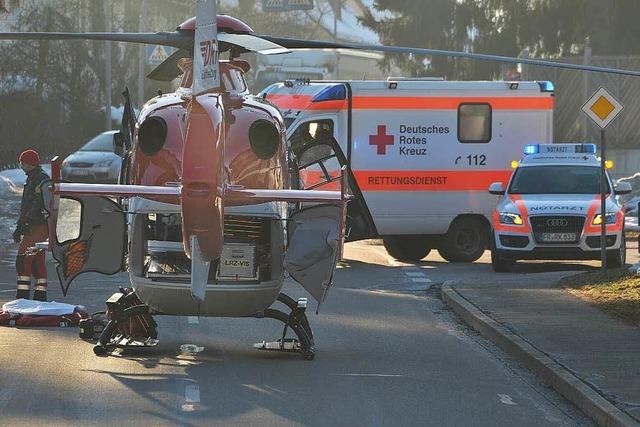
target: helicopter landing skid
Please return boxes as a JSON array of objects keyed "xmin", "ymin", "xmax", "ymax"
[
  {"xmin": 254, "ymin": 293, "xmax": 315, "ymax": 360},
  {"xmin": 93, "ymin": 335, "xmax": 159, "ymax": 356}
]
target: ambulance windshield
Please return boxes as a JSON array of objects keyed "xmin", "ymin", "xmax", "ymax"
[{"xmin": 509, "ymin": 166, "xmax": 610, "ymax": 194}]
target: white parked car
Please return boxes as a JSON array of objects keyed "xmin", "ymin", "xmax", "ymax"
[{"xmin": 61, "ymin": 131, "xmax": 122, "ymax": 183}]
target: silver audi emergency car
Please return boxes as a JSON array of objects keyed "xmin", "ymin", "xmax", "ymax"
[{"xmin": 489, "ymin": 143, "xmax": 631, "ymax": 272}]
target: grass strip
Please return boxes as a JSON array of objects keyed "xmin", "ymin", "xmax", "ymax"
[{"xmin": 560, "ymin": 268, "xmax": 640, "ymax": 326}]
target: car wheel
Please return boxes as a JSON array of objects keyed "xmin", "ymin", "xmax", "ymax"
[
  {"xmin": 438, "ymin": 217, "xmax": 488, "ymax": 263},
  {"xmin": 383, "ymin": 236, "xmax": 431, "ymax": 261}
]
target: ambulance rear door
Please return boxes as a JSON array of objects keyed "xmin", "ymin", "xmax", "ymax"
[
  {"xmin": 263, "ymin": 81, "xmax": 376, "ymax": 240},
  {"xmin": 287, "ymin": 115, "xmax": 376, "ymax": 241}
]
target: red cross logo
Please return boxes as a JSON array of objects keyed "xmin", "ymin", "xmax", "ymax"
[{"xmin": 369, "ymin": 125, "xmax": 394, "ymax": 155}]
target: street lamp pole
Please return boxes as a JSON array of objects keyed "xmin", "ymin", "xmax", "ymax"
[
  {"xmin": 138, "ymin": 0, "xmax": 147, "ymax": 109},
  {"xmin": 104, "ymin": 0, "xmax": 112, "ymax": 130}
]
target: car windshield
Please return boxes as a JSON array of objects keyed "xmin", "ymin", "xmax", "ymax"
[
  {"xmin": 509, "ymin": 165, "xmax": 610, "ymax": 194},
  {"xmin": 80, "ymin": 133, "xmax": 114, "ymax": 152}
]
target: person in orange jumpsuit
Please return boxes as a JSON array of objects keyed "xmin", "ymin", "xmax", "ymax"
[{"xmin": 13, "ymin": 149, "xmax": 50, "ymax": 301}]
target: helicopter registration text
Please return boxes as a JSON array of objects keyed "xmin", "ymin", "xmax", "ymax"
[{"xmin": 217, "ymin": 243, "xmax": 257, "ymax": 280}]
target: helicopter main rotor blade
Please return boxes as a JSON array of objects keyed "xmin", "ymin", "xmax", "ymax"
[
  {"xmin": 147, "ymin": 49, "xmax": 191, "ymax": 81},
  {"xmin": 0, "ymin": 31, "xmax": 193, "ymax": 50},
  {"xmin": 261, "ymin": 36, "xmax": 640, "ymax": 77},
  {"xmin": 217, "ymin": 33, "xmax": 289, "ymax": 55},
  {"xmin": 147, "ymin": 35, "xmax": 288, "ymax": 81}
]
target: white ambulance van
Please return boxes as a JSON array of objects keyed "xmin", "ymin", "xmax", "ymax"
[
  {"xmin": 489, "ymin": 143, "xmax": 631, "ymax": 271},
  {"xmin": 260, "ymin": 79, "xmax": 555, "ymax": 262}
]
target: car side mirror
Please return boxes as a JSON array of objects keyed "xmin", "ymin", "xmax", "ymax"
[
  {"xmin": 113, "ymin": 132, "xmax": 125, "ymax": 156},
  {"xmin": 614, "ymin": 181, "xmax": 632, "ymax": 195},
  {"xmin": 489, "ymin": 182, "xmax": 505, "ymax": 195}
]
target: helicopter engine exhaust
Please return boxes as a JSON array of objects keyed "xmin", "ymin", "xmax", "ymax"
[
  {"xmin": 138, "ymin": 116, "xmax": 168, "ymax": 156},
  {"xmin": 249, "ymin": 120, "xmax": 280, "ymax": 160}
]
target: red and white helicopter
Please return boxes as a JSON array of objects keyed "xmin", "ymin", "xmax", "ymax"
[{"xmin": 1, "ymin": 1, "xmax": 638, "ymax": 359}]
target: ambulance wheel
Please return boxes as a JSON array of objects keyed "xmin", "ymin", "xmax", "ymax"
[
  {"xmin": 383, "ymin": 236, "xmax": 431, "ymax": 261},
  {"xmin": 439, "ymin": 218, "xmax": 488, "ymax": 263},
  {"xmin": 606, "ymin": 233, "xmax": 626, "ymax": 268},
  {"xmin": 491, "ymin": 250, "xmax": 514, "ymax": 272}
]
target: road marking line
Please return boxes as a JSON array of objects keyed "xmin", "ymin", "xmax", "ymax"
[
  {"xmin": 498, "ymin": 394, "xmax": 517, "ymax": 406},
  {"xmin": 330, "ymin": 373, "xmax": 404, "ymax": 377},
  {"xmin": 241, "ymin": 384, "xmax": 281, "ymax": 397},
  {"xmin": 411, "ymin": 278, "xmax": 432, "ymax": 283},
  {"xmin": 405, "ymin": 271, "xmax": 425, "ymax": 277},
  {"xmin": 181, "ymin": 383, "xmax": 201, "ymax": 412},
  {"xmin": 187, "ymin": 316, "xmax": 199, "ymax": 324}
]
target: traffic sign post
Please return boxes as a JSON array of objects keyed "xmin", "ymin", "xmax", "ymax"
[
  {"xmin": 600, "ymin": 127, "xmax": 607, "ymax": 270},
  {"xmin": 581, "ymin": 87, "xmax": 624, "ymax": 271},
  {"xmin": 146, "ymin": 45, "xmax": 174, "ymax": 65}
]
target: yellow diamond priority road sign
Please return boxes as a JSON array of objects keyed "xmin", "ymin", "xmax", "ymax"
[{"xmin": 582, "ymin": 87, "xmax": 623, "ymax": 129}]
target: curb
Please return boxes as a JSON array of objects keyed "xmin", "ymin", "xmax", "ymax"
[{"xmin": 441, "ymin": 281, "xmax": 640, "ymax": 427}]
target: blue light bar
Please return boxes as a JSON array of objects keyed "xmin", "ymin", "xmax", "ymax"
[
  {"xmin": 524, "ymin": 144, "xmax": 539, "ymax": 155},
  {"xmin": 537, "ymin": 81, "xmax": 555, "ymax": 92},
  {"xmin": 575, "ymin": 143, "xmax": 596, "ymax": 154},
  {"xmin": 312, "ymin": 85, "xmax": 347, "ymax": 103}
]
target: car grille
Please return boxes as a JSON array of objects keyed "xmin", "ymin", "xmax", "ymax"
[
  {"xmin": 223, "ymin": 216, "xmax": 265, "ymax": 240},
  {"xmin": 530, "ymin": 215, "xmax": 585, "ymax": 243},
  {"xmin": 69, "ymin": 162, "xmax": 93, "ymax": 168}
]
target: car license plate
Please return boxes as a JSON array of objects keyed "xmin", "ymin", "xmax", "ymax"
[
  {"xmin": 539, "ymin": 233, "xmax": 577, "ymax": 242},
  {"xmin": 73, "ymin": 169, "xmax": 89, "ymax": 176},
  {"xmin": 217, "ymin": 243, "xmax": 256, "ymax": 280}
]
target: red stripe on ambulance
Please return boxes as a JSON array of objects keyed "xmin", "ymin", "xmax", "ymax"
[{"xmin": 353, "ymin": 170, "xmax": 512, "ymax": 191}]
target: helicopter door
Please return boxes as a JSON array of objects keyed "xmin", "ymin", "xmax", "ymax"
[
  {"xmin": 51, "ymin": 196, "xmax": 126, "ymax": 295},
  {"xmin": 285, "ymin": 141, "xmax": 345, "ymax": 304}
]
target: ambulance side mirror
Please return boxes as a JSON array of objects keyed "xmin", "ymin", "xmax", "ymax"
[
  {"xmin": 614, "ymin": 181, "xmax": 632, "ymax": 195},
  {"xmin": 489, "ymin": 182, "xmax": 505, "ymax": 195}
]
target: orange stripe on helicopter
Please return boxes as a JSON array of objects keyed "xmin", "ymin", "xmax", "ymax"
[
  {"xmin": 353, "ymin": 170, "xmax": 511, "ymax": 192},
  {"xmin": 266, "ymin": 95, "xmax": 553, "ymax": 111}
]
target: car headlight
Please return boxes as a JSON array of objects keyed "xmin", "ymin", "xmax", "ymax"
[
  {"xmin": 95, "ymin": 160, "xmax": 114, "ymax": 167},
  {"xmin": 499, "ymin": 212, "xmax": 524, "ymax": 225},
  {"xmin": 592, "ymin": 212, "xmax": 617, "ymax": 225}
]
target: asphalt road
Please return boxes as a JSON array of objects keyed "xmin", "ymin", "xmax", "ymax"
[{"xmin": 0, "ymin": 236, "xmax": 599, "ymax": 427}]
